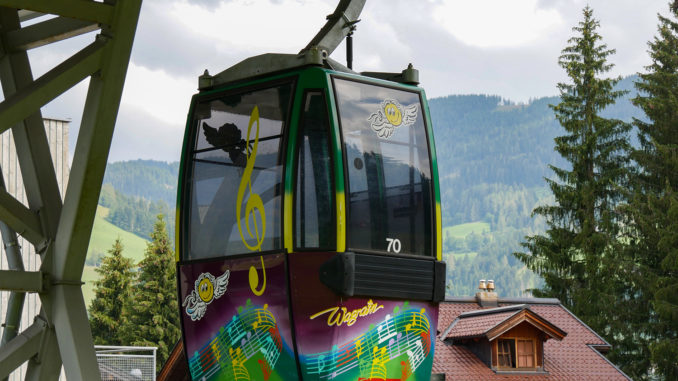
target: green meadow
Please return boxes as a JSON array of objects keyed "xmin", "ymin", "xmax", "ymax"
[
  {"xmin": 443, "ymin": 221, "xmax": 490, "ymax": 239},
  {"xmin": 83, "ymin": 206, "xmax": 148, "ymax": 308}
]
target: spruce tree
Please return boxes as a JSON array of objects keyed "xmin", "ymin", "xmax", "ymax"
[
  {"xmin": 515, "ymin": 4, "xmax": 631, "ymax": 342},
  {"xmin": 122, "ymin": 214, "xmax": 180, "ymax": 372},
  {"xmin": 624, "ymin": 2, "xmax": 678, "ymax": 378},
  {"xmin": 89, "ymin": 238, "xmax": 135, "ymax": 345}
]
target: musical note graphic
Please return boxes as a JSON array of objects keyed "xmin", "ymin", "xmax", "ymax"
[
  {"xmin": 188, "ymin": 301, "xmax": 285, "ymax": 380},
  {"xmin": 406, "ymin": 339, "xmax": 425, "ymax": 371},
  {"xmin": 258, "ymin": 359, "xmax": 272, "ymax": 380},
  {"xmin": 400, "ymin": 360, "xmax": 412, "ymax": 381},
  {"xmin": 370, "ymin": 346, "xmax": 389, "ymax": 380},
  {"xmin": 229, "ymin": 347, "xmax": 249, "ymax": 380},
  {"xmin": 377, "ymin": 315, "xmax": 397, "ymax": 344},
  {"xmin": 249, "ymin": 256, "xmax": 267, "ymax": 296},
  {"xmin": 237, "ymin": 105, "xmax": 266, "ymax": 251}
]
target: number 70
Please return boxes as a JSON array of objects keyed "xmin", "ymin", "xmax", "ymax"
[{"xmin": 386, "ymin": 238, "xmax": 401, "ymax": 253}]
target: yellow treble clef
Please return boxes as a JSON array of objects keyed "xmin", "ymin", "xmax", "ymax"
[{"xmin": 236, "ymin": 106, "xmax": 266, "ymax": 251}]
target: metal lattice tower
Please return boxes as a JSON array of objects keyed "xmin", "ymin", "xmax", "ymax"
[{"xmin": 0, "ymin": 1, "xmax": 142, "ymax": 380}]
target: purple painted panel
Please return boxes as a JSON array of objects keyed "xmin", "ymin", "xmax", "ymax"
[{"xmin": 178, "ymin": 253, "xmax": 299, "ymax": 380}]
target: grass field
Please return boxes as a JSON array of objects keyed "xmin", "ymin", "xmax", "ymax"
[
  {"xmin": 442, "ymin": 221, "xmax": 489, "ymax": 268},
  {"xmin": 443, "ymin": 221, "xmax": 491, "ymax": 239},
  {"xmin": 84, "ymin": 206, "xmax": 149, "ymax": 308},
  {"xmin": 87, "ymin": 206, "xmax": 149, "ymax": 264}
]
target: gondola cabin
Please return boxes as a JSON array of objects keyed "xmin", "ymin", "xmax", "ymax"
[{"xmin": 176, "ymin": 5, "xmax": 445, "ymax": 379}]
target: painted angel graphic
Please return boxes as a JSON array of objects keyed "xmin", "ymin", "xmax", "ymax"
[
  {"xmin": 183, "ymin": 270, "xmax": 230, "ymax": 321},
  {"xmin": 367, "ymin": 99, "xmax": 418, "ymax": 139}
]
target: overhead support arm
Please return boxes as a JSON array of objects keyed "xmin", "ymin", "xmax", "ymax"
[{"xmin": 300, "ymin": 0, "xmax": 365, "ymax": 57}]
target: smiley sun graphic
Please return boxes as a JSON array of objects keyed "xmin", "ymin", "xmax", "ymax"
[
  {"xmin": 183, "ymin": 270, "xmax": 230, "ymax": 321},
  {"xmin": 367, "ymin": 99, "xmax": 418, "ymax": 139}
]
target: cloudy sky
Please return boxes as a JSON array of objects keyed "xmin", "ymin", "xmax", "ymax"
[{"xmin": 32, "ymin": 0, "xmax": 670, "ymax": 162}]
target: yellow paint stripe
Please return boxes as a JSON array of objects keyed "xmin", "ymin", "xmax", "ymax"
[
  {"xmin": 436, "ymin": 203, "xmax": 442, "ymax": 261},
  {"xmin": 337, "ymin": 191, "xmax": 346, "ymax": 252},
  {"xmin": 284, "ymin": 192, "xmax": 293, "ymax": 253}
]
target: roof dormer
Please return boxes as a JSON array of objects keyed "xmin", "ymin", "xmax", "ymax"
[{"xmin": 440, "ymin": 305, "xmax": 567, "ymax": 374}]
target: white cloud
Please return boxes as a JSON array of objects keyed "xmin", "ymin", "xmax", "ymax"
[
  {"xmin": 433, "ymin": 0, "xmax": 563, "ymax": 48},
  {"xmin": 169, "ymin": 0, "xmax": 335, "ymax": 55},
  {"xmin": 120, "ymin": 63, "xmax": 196, "ymax": 126}
]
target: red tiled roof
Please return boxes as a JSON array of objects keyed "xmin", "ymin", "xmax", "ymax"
[
  {"xmin": 433, "ymin": 300, "xmax": 630, "ymax": 380},
  {"xmin": 446, "ymin": 310, "xmax": 518, "ymax": 339}
]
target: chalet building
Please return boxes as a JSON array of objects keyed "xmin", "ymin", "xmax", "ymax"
[{"xmin": 432, "ymin": 281, "xmax": 631, "ymax": 380}]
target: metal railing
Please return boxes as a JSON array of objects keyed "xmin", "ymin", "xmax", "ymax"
[{"xmin": 95, "ymin": 346, "xmax": 157, "ymax": 381}]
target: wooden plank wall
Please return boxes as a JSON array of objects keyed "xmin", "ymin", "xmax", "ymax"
[{"xmin": 0, "ymin": 118, "xmax": 70, "ymax": 380}]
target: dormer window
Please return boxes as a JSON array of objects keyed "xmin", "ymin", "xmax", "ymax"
[
  {"xmin": 440, "ymin": 305, "xmax": 566, "ymax": 374},
  {"xmin": 497, "ymin": 339, "xmax": 517, "ymax": 367},
  {"xmin": 497, "ymin": 336, "xmax": 537, "ymax": 369},
  {"xmin": 516, "ymin": 339, "xmax": 535, "ymax": 368}
]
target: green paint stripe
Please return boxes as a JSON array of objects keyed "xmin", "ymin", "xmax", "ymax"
[{"xmin": 421, "ymin": 89, "xmax": 443, "ymax": 259}]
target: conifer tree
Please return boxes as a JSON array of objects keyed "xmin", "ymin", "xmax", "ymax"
[
  {"xmin": 515, "ymin": 5, "xmax": 631, "ymax": 340},
  {"xmin": 122, "ymin": 215, "xmax": 180, "ymax": 372},
  {"xmin": 624, "ymin": 2, "xmax": 678, "ymax": 378},
  {"xmin": 89, "ymin": 238, "xmax": 135, "ymax": 345}
]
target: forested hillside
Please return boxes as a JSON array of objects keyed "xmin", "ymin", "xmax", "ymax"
[
  {"xmin": 93, "ymin": 76, "xmax": 642, "ymax": 297},
  {"xmin": 98, "ymin": 183, "xmax": 175, "ymax": 242},
  {"xmin": 103, "ymin": 159, "xmax": 179, "ymax": 206}
]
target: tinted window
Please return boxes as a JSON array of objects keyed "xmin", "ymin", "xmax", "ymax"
[
  {"xmin": 295, "ymin": 92, "xmax": 336, "ymax": 249},
  {"xmin": 186, "ymin": 83, "xmax": 292, "ymax": 260},
  {"xmin": 334, "ymin": 78, "xmax": 432, "ymax": 256}
]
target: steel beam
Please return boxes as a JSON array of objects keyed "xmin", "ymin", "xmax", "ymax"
[
  {"xmin": 0, "ymin": 7, "xmax": 63, "ymax": 243},
  {"xmin": 0, "ymin": 322, "xmax": 45, "ymax": 379},
  {"xmin": 0, "ymin": 1, "xmax": 143, "ymax": 380},
  {"xmin": 0, "ymin": 167, "xmax": 27, "ymax": 354},
  {"xmin": 1, "ymin": 0, "xmax": 113, "ymax": 25},
  {"xmin": 0, "ymin": 189, "xmax": 44, "ymax": 246},
  {"xmin": 0, "ymin": 271, "xmax": 44, "ymax": 293},
  {"xmin": 23, "ymin": 327, "xmax": 61, "ymax": 381},
  {"xmin": 54, "ymin": 0, "xmax": 142, "ymax": 281},
  {"xmin": 17, "ymin": 10, "xmax": 43, "ymax": 22},
  {"xmin": 0, "ymin": 40, "xmax": 104, "ymax": 135},
  {"xmin": 50, "ymin": 286, "xmax": 98, "ymax": 381},
  {"xmin": 4, "ymin": 16, "xmax": 99, "ymax": 52}
]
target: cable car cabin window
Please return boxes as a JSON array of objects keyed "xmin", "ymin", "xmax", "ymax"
[
  {"xmin": 187, "ymin": 83, "xmax": 292, "ymax": 260},
  {"xmin": 295, "ymin": 91, "xmax": 336, "ymax": 249},
  {"xmin": 334, "ymin": 78, "xmax": 432, "ymax": 256}
]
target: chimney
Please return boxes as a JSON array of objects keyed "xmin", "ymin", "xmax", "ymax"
[{"xmin": 476, "ymin": 279, "xmax": 498, "ymax": 307}]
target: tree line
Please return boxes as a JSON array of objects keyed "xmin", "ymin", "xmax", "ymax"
[{"xmin": 515, "ymin": 4, "xmax": 677, "ymax": 379}]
